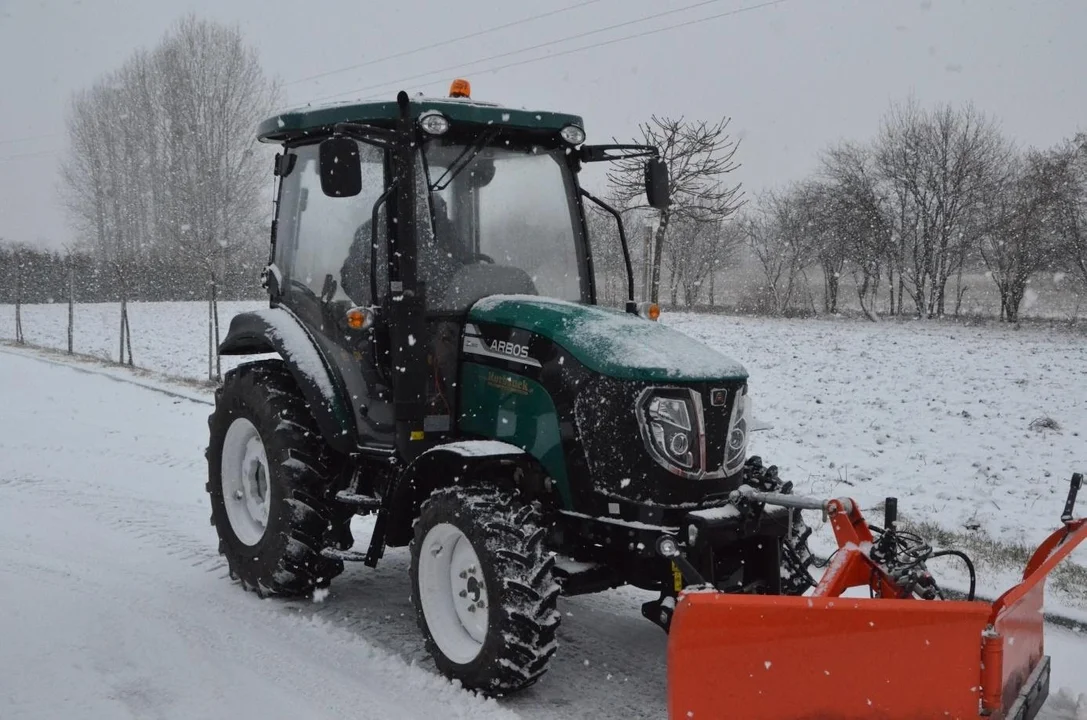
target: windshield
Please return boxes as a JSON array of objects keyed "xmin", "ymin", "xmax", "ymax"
[{"xmin": 418, "ymin": 140, "xmax": 588, "ymax": 312}]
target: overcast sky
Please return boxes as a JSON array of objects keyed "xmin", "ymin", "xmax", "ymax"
[{"xmin": 1, "ymin": 0, "xmax": 1084, "ymax": 249}]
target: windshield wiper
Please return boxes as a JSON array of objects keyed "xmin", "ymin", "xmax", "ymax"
[{"xmin": 428, "ymin": 127, "xmax": 498, "ymax": 191}]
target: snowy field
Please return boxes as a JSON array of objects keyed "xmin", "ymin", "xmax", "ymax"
[
  {"xmin": 1, "ymin": 302, "xmax": 1086, "ymax": 718},
  {"xmin": 3, "ymin": 300, "xmax": 1084, "ymax": 549}
]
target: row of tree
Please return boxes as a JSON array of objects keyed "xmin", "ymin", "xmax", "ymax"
[
  {"xmin": 0, "ymin": 241, "xmax": 264, "ymax": 304},
  {"xmin": 741, "ymin": 100, "xmax": 1087, "ymax": 321},
  {"xmin": 592, "ymin": 100, "xmax": 1086, "ymax": 322},
  {"xmin": 58, "ymin": 14, "xmax": 277, "ymax": 304}
]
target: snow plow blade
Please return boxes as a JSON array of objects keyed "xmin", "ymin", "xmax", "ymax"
[{"xmin": 666, "ymin": 476, "xmax": 1086, "ymax": 720}]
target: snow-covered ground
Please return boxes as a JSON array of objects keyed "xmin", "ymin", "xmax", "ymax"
[
  {"xmin": 1, "ymin": 302, "xmax": 1086, "ymax": 717},
  {"xmin": 0, "ymin": 349, "xmax": 522, "ymax": 720},
  {"xmin": 2, "ymin": 344, "xmax": 1085, "ymax": 719}
]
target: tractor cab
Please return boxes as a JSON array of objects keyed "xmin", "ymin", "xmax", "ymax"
[{"xmin": 256, "ymin": 82, "xmax": 669, "ymax": 460}]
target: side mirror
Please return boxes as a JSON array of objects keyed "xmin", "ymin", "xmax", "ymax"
[
  {"xmin": 319, "ymin": 137, "xmax": 362, "ymax": 197},
  {"xmin": 645, "ymin": 157, "xmax": 670, "ymax": 210},
  {"xmin": 466, "ymin": 159, "xmax": 496, "ymax": 188}
]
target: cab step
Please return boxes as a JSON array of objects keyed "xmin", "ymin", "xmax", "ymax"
[
  {"xmin": 320, "ymin": 547, "xmax": 369, "ymax": 562},
  {"xmin": 335, "ymin": 490, "xmax": 382, "ymax": 510}
]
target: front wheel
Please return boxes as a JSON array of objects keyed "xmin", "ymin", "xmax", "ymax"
[{"xmin": 410, "ymin": 486, "xmax": 560, "ymax": 695}]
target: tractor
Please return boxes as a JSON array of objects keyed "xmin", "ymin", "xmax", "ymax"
[{"xmin": 205, "ymin": 80, "xmax": 817, "ymax": 695}]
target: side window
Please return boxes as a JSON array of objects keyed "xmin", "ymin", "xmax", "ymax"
[{"xmin": 275, "ymin": 141, "xmax": 386, "ymax": 305}]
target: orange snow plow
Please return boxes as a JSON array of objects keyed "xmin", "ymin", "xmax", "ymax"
[{"xmin": 664, "ymin": 473, "xmax": 1085, "ymax": 720}]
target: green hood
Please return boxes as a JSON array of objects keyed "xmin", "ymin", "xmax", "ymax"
[{"xmin": 468, "ymin": 295, "xmax": 747, "ymax": 383}]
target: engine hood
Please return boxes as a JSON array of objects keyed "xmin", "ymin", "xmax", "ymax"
[{"xmin": 467, "ymin": 295, "xmax": 747, "ymax": 383}]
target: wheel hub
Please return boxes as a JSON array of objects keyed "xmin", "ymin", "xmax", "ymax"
[
  {"xmin": 417, "ymin": 523, "xmax": 490, "ymax": 664},
  {"xmin": 466, "ymin": 576, "xmax": 483, "ymax": 604},
  {"xmin": 220, "ymin": 417, "xmax": 271, "ymax": 546}
]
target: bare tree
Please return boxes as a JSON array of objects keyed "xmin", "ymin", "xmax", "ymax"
[
  {"xmin": 59, "ymin": 15, "xmax": 277, "ymax": 368},
  {"xmin": 875, "ymin": 99, "xmax": 1011, "ymax": 317},
  {"xmin": 742, "ymin": 189, "xmax": 814, "ymax": 315},
  {"xmin": 785, "ymin": 180, "xmax": 850, "ymax": 314},
  {"xmin": 664, "ymin": 216, "xmax": 742, "ymax": 306},
  {"xmin": 154, "ymin": 16, "xmax": 278, "ymax": 379},
  {"xmin": 608, "ymin": 116, "xmax": 744, "ymax": 303},
  {"xmin": 973, "ymin": 150, "xmax": 1063, "ymax": 322},
  {"xmin": 819, "ymin": 143, "xmax": 895, "ymax": 320},
  {"xmin": 1047, "ymin": 135, "xmax": 1087, "ymax": 288}
]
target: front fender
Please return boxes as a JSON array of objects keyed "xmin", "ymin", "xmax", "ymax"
[
  {"xmin": 219, "ymin": 307, "xmax": 355, "ymax": 454},
  {"xmin": 384, "ymin": 441, "xmax": 534, "ymax": 546}
]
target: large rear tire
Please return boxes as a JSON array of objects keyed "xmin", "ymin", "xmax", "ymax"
[
  {"xmin": 206, "ymin": 360, "xmax": 346, "ymax": 597},
  {"xmin": 410, "ymin": 485, "xmax": 560, "ymax": 695}
]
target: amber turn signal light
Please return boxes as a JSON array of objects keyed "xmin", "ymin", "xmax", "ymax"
[
  {"xmin": 345, "ymin": 307, "xmax": 372, "ymax": 330},
  {"xmin": 637, "ymin": 302, "xmax": 660, "ymax": 321}
]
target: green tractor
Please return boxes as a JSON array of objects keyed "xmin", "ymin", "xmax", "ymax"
[{"xmin": 206, "ymin": 82, "xmax": 814, "ymax": 695}]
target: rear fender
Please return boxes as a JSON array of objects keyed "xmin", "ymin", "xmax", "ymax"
[
  {"xmin": 383, "ymin": 440, "xmax": 543, "ymax": 546},
  {"xmin": 219, "ymin": 307, "xmax": 355, "ymax": 454}
]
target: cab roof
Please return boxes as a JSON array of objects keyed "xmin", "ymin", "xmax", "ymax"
[{"xmin": 256, "ymin": 95, "xmax": 584, "ymax": 144}]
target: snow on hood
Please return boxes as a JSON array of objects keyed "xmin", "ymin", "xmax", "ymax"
[{"xmin": 469, "ymin": 295, "xmax": 747, "ymax": 382}]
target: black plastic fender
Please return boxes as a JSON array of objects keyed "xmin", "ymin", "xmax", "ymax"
[
  {"xmin": 383, "ymin": 440, "xmax": 539, "ymax": 547},
  {"xmin": 219, "ymin": 307, "xmax": 355, "ymax": 454}
]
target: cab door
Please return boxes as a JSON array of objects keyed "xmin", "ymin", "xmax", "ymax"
[{"xmin": 272, "ymin": 140, "xmax": 395, "ymax": 449}]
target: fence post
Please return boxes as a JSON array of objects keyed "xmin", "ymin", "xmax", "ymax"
[
  {"xmin": 67, "ymin": 259, "xmax": 74, "ymax": 355},
  {"xmin": 212, "ymin": 278, "xmax": 221, "ymax": 382},
  {"xmin": 123, "ymin": 302, "xmax": 133, "ymax": 367},
  {"xmin": 207, "ymin": 283, "xmax": 213, "ymax": 382},
  {"xmin": 14, "ymin": 251, "xmax": 24, "ymax": 345},
  {"xmin": 118, "ymin": 296, "xmax": 125, "ymax": 364}
]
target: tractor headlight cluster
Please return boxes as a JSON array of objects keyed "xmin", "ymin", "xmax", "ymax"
[
  {"xmin": 560, "ymin": 124, "xmax": 586, "ymax": 146},
  {"xmin": 637, "ymin": 388, "xmax": 704, "ymax": 478},
  {"xmin": 724, "ymin": 389, "xmax": 749, "ymax": 475},
  {"xmin": 419, "ymin": 111, "xmax": 451, "ymax": 136}
]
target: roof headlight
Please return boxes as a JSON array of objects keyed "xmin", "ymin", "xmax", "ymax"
[
  {"xmin": 560, "ymin": 124, "xmax": 586, "ymax": 146},
  {"xmin": 419, "ymin": 111, "xmax": 450, "ymax": 136}
]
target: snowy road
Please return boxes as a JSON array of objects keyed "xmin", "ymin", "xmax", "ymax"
[{"xmin": 1, "ymin": 346, "xmax": 1085, "ymax": 719}]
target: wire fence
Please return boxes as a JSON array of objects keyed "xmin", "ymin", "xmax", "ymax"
[{"xmin": 0, "ymin": 297, "xmax": 263, "ymax": 383}]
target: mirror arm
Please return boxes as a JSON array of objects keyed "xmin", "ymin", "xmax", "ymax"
[
  {"xmin": 580, "ymin": 188, "xmax": 637, "ymax": 314},
  {"xmin": 332, "ymin": 122, "xmax": 398, "ymax": 148},
  {"xmin": 580, "ymin": 144, "xmax": 659, "ymax": 163}
]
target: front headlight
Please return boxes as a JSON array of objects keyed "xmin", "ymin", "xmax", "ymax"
[
  {"xmin": 724, "ymin": 389, "xmax": 749, "ymax": 474},
  {"xmin": 637, "ymin": 388, "xmax": 704, "ymax": 477}
]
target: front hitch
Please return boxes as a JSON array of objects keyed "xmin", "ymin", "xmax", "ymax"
[{"xmin": 641, "ymin": 536, "xmax": 710, "ymax": 632}]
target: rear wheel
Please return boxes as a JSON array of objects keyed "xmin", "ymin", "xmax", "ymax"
[
  {"xmin": 410, "ymin": 485, "xmax": 560, "ymax": 695},
  {"xmin": 206, "ymin": 360, "xmax": 346, "ymax": 597}
]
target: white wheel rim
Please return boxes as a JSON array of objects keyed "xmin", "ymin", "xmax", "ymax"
[
  {"xmin": 418, "ymin": 522, "xmax": 489, "ymax": 664},
  {"xmin": 221, "ymin": 417, "xmax": 271, "ymax": 546}
]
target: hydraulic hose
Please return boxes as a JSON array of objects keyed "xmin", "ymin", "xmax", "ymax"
[{"xmin": 930, "ymin": 549, "xmax": 976, "ymax": 601}]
